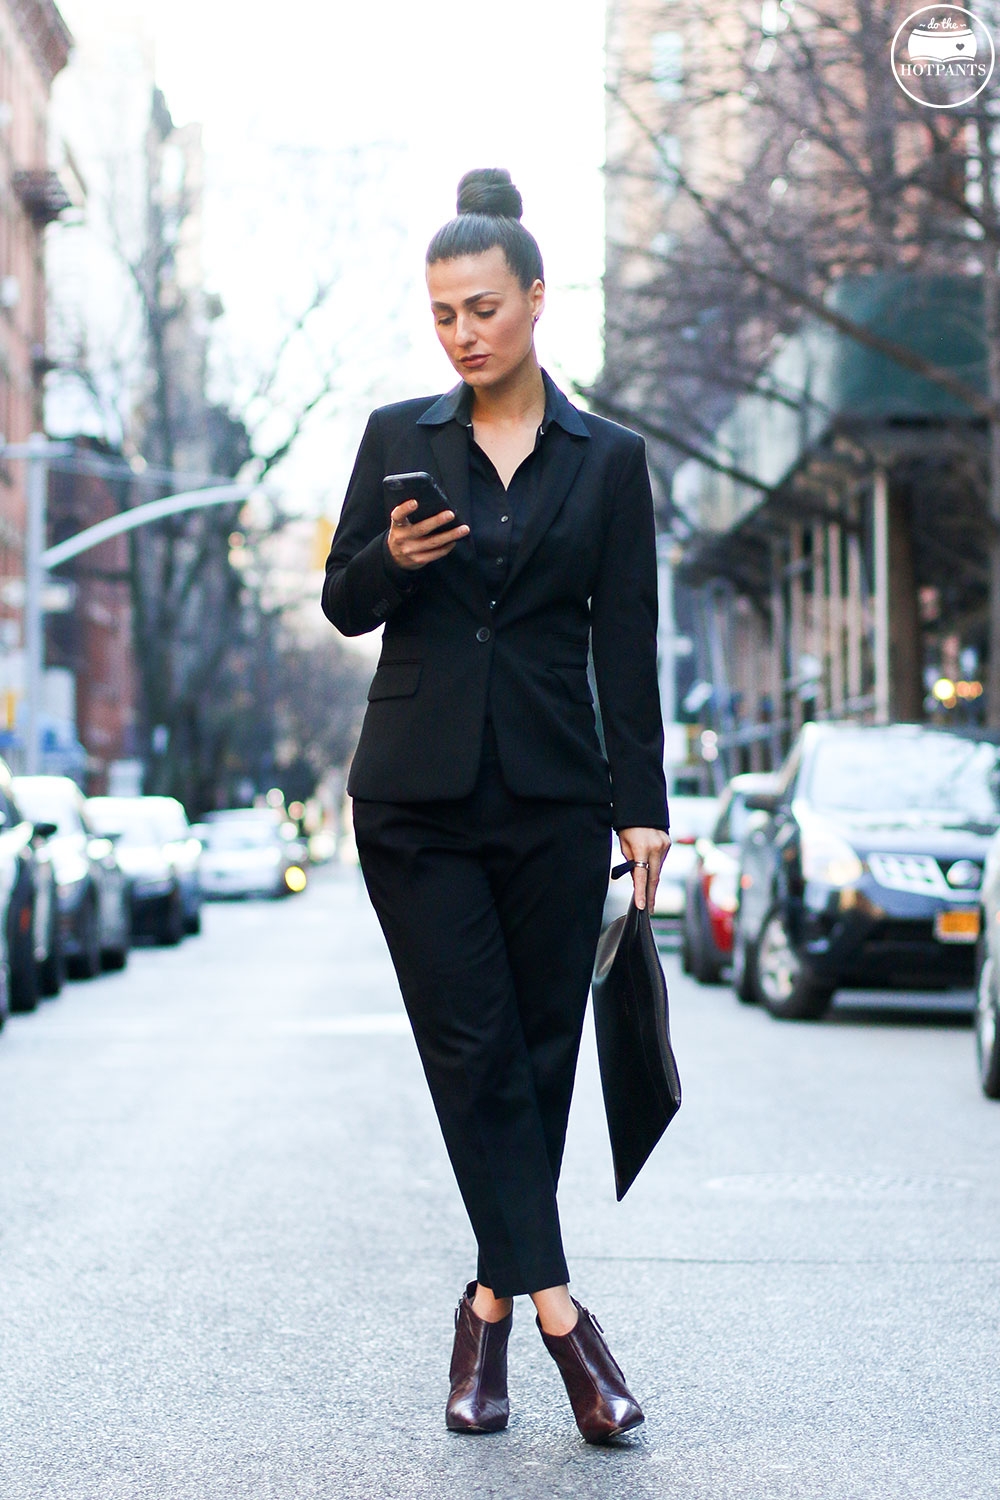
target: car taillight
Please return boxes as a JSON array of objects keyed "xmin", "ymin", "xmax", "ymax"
[{"xmin": 706, "ymin": 869, "xmax": 738, "ymax": 914}]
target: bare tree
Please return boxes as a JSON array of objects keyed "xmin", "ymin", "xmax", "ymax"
[
  {"xmin": 47, "ymin": 90, "xmax": 393, "ymax": 811},
  {"xmin": 601, "ymin": 0, "xmax": 1000, "ymax": 721}
]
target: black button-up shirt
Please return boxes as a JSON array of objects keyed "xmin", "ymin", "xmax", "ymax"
[
  {"xmin": 451, "ymin": 380, "xmax": 557, "ymax": 607},
  {"xmin": 381, "ymin": 372, "xmax": 576, "ymax": 606}
]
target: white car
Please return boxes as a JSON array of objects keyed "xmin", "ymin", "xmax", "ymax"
[
  {"xmin": 653, "ymin": 794, "xmax": 720, "ymax": 919},
  {"xmin": 195, "ymin": 820, "xmax": 307, "ymax": 900}
]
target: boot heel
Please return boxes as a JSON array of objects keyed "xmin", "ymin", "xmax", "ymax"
[{"xmin": 538, "ymin": 1299, "xmax": 644, "ymax": 1443}]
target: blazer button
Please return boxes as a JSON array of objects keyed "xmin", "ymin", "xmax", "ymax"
[{"xmin": 476, "ymin": 626, "xmax": 491, "ymax": 642}]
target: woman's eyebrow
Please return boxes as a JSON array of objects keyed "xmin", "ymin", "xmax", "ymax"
[{"xmin": 430, "ymin": 291, "xmax": 503, "ymax": 311}]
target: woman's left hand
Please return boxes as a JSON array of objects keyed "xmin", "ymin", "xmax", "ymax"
[{"xmin": 617, "ymin": 828, "xmax": 672, "ymax": 912}]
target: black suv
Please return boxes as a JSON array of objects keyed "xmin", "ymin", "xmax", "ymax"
[{"xmin": 733, "ymin": 722, "xmax": 1000, "ymax": 1020}]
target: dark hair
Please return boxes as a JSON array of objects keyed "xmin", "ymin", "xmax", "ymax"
[{"xmin": 426, "ymin": 168, "xmax": 544, "ymax": 290}]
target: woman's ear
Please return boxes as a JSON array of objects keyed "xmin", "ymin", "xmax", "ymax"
[{"xmin": 529, "ymin": 278, "xmax": 545, "ymax": 326}]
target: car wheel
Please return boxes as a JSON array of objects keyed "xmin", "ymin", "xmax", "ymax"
[
  {"xmin": 157, "ymin": 890, "xmax": 185, "ymax": 946},
  {"xmin": 975, "ymin": 954, "xmax": 1000, "ymax": 1100},
  {"xmin": 68, "ymin": 895, "xmax": 102, "ymax": 980},
  {"xmin": 185, "ymin": 905, "xmax": 202, "ymax": 936},
  {"xmin": 754, "ymin": 908, "xmax": 834, "ymax": 1021},
  {"xmin": 680, "ymin": 913, "xmax": 694, "ymax": 974},
  {"xmin": 689, "ymin": 892, "xmax": 723, "ymax": 984},
  {"xmin": 9, "ymin": 895, "xmax": 39, "ymax": 1014},
  {"xmin": 102, "ymin": 898, "xmax": 130, "ymax": 972},
  {"xmin": 103, "ymin": 890, "xmax": 132, "ymax": 969},
  {"xmin": 38, "ymin": 898, "xmax": 65, "ymax": 997},
  {"xmin": 731, "ymin": 919, "xmax": 758, "ymax": 1004}
]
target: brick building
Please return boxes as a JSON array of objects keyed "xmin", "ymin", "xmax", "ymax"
[
  {"xmin": 46, "ymin": 439, "xmax": 138, "ymax": 790},
  {"xmin": 0, "ymin": 0, "xmax": 71, "ymax": 750},
  {"xmin": 600, "ymin": 0, "xmax": 992, "ymax": 781}
]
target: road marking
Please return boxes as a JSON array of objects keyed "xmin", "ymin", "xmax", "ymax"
[
  {"xmin": 704, "ymin": 1172, "xmax": 975, "ymax": 1198},
  {"xmin": 17, "ymin": 1013, "xmax": 413, "ymax": 1040}
]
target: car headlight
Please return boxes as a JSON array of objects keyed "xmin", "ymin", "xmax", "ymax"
[{"xmin": 800, "ymin": 817, "xmax": 864, "ymax": 888}]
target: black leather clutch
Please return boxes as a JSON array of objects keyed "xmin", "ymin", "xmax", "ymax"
[{"xmin": 592, "ymin": 864, "xmax": 682, "ymax": 1200}]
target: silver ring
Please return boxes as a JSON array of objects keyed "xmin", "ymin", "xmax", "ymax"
[
  {"xmin": 390, "ymin": 517, "xmax": 408, "ymax": 527},
  {"xmin": 634, "ymin": 860, "xmax": 649, "ymax": 869}
]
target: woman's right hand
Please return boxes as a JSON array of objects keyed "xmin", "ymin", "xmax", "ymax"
[{"xmin": 387, "ymin": 499, "xmax": 469, "ymax": 570}]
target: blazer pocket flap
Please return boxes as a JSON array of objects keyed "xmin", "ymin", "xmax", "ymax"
[
  {"xmin": 368, "ymin": 662, "xmax": 422, "ymax": 700},
  {"xmin": 549, "ymin": 665, "xmax": 594, "ymax": 703}
]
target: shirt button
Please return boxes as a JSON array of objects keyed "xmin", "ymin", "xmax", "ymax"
[
  {"xmin": 495, "ymin": 556, "xmax": 504, "ymax": 566},
  {"xmin": 500, "ymin": 514, "xmax": 509, "ymax": 523},
  {"xmin": 476, "ymin": 626, "xmax": 492, "ymax": 642}
]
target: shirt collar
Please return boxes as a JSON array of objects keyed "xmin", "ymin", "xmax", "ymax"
[{"xmin": 416, "ymin": 367, "xmax": 590, "ymax": 439}]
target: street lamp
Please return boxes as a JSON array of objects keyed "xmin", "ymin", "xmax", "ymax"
[{"xmin": 1, "ymin": 433, "xmax": 256, "ymax": 774}]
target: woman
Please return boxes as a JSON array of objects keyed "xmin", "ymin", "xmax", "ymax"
[{"xmin": 322, "ymin": 169, "xmax": 670, "ymax": 1442}]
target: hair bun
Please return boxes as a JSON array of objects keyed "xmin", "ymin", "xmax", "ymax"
[{"xmin": 456, "ymin": 168, "xmax": 523, "ymax": 220}]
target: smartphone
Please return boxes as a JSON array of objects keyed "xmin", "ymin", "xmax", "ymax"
[{"xmin": 383, "ymin": 471, "xmax": 455, "ymax": 532}]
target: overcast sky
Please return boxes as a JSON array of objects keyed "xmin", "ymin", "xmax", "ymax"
[{"xmin": 58, "ymin": 0, "xmax": 608, "ymax": 513}]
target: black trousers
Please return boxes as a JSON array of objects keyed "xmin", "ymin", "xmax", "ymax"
[{"xmin": 352, "ymin": 721, "xmax": 612, "ymax": 1298}]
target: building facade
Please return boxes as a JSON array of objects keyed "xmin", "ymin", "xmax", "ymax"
[
  {"xmin": 601, "ymin": 0, "xmax": 991, "ymax": 781},
  {"xmin": 0, "ymin": 0, "xmax": 71, "ymax": 755},
  {"xmin": 46, "ymin": 439, "xmax": 138, "ymax": 791}
]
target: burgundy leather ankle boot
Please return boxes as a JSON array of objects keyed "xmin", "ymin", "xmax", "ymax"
[
  {"xmin": 445, "ymin": 1282, "xmax": 512, "ymax": 1433},
  {"xmin": 538, "ymin": 1299, "xmax": 644, "ymax": 1442}
]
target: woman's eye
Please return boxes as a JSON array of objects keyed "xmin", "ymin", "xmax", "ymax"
[
  {"xmin": 436, "ymin": 316, "xmax": 454, "ymax": 326},
  {"xmin": 477, "ymin": 309, "xmax": 497, "ymax": 319}
]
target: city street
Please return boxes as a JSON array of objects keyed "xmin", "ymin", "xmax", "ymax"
[{"xmin": 1, "ymin": 866, "xmax": 998, "ymax": 1500}]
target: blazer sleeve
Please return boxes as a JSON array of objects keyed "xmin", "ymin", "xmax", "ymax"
[
  {"xmin": 321, "ymin": 409, "xmax": 420, "ymax": 636},
  {"xmin": 590, "ymin": 436, "xmax": 670, "ymax": 832}
]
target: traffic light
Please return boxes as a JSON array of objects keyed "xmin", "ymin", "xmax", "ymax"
[{"xmin": 312, "ymin": 517, "xmax": 334, "ymax": 571}]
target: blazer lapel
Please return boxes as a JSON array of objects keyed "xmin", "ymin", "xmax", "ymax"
[
  {"xmin": 424, "ymin": 422, "xmax": 492, "ymax": 617},
  {"xmin": 498, "ymin": 430, "xmax": 587, "ymax": 599}
]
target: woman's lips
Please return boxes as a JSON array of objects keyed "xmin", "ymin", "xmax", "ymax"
[{"xmin": 461, "ymin": 354, "xmax": 489, "ymax": 368}]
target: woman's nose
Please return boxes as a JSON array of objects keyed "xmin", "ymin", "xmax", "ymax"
[{"xmin": 456, "ymin": 317, "xmax": 477, "ymax": 346}]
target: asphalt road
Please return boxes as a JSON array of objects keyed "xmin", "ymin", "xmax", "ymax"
[{"xmin": 1, "ymin": 866, "xmax": 998, "ymax": 1500}]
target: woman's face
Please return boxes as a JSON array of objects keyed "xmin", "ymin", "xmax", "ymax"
[{"xmin": 427, "ymin": 246, "xmax": 544, "ymax": 389}]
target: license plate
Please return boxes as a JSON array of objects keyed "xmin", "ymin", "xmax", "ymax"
[{"xmin": 934, "ymin": 909, "xmax": 980, "ymax": 943}]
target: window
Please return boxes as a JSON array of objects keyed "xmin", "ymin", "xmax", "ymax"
[{"xmin": 651, "ymin": 31, "xmax": 684, "ymax": 101}]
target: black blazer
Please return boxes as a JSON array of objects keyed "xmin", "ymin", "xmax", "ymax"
[{"xmin": 322, "ymin": 373, "xmax": 668, "ymax": 832}]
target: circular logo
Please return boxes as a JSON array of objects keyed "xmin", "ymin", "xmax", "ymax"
[{"xmin": 891, "ymin": 5, "xmax": 995, "ymax": 107}]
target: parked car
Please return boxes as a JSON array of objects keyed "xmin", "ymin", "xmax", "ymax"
[
  {"xmin": 681, "ymin": 773, "xmax": 779, "ymax": 983},
  {"xmin": 86, "ymin": 797, "xmax": 186, "ymax": 945},
  {"xmin": 0, "ymin": 758, "xmax": 60, "ymax": 1010},
  {"xmin": 974, "ymin": 829, "xmax": 1000, "ymax": 1099},
  {"xmin": 0, "ymin": 834, "xmax": 19, "ymax": 1030},
  {"xmin": 195, "ymin": 818, "xmax": 308, "ymax": 899},
  {"xmin": 652, "ymin": 795, "xmax": 719, "ymax": 919},
  {"xmin": 139, "ymin": 796, "xmax": 203, "ymax": 934},
  {"xmin": 14, "ymin": 776, "xmax": 131, "ymax": 977},
  {"xmin": 733, "ymin": 722, "xmax": 1000, "ymax": 1021}
]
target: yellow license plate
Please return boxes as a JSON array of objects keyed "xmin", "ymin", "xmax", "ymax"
[{"xmin": 934, "ymin": 909, "xmax": 980, "ymax": 943}]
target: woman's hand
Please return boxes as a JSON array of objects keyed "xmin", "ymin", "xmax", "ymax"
[
  {"xmin": 387, "ymin": 499, "xmax": 469, "ymax": 570},
  {"xmin": 617, "ymin": 827, "xmax": 672, "ymax": 912}
]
